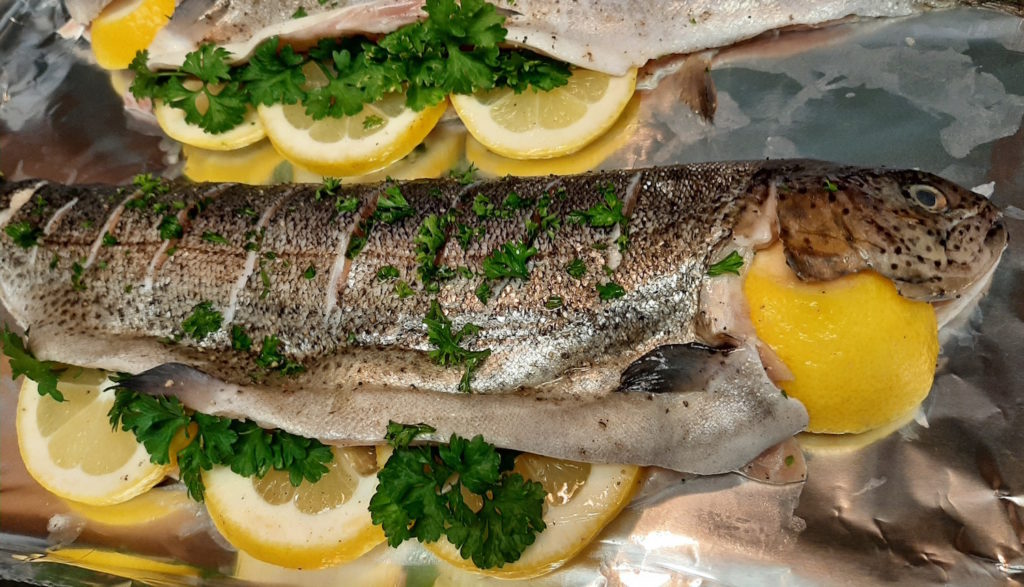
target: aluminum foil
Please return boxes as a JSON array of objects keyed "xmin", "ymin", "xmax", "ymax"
[{"xmin": 1, "ymin": 2, "xmax": 1023, "ymax": 585}]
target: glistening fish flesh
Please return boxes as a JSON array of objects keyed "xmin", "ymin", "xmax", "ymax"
[{"xmin": 0, "ymin": 161, "xmax": 1006, "ymax": 473}]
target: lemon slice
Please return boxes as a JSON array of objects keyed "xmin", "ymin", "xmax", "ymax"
[
  {"xmin": 154, "ymin": 100, "xmax": 266, "ymax": 151},
  {"xmin": 183, "ymin": 140, "xmax": 289, "ymax": 184},
  {"xmin": 234, "ymin": 549, "xmax": 406, "ymax": 587},
  {"xmin": 466, "ymin": 95, "xmax": 641, "ymax": 177},
  {"xmin": 291, "ymin": 123, "xmax": 467, "ymax": 184},
  {"xmin": 450, "ymin": 68, "xmax": 637, "ymax": 160},
  {"xmin": 16, "ymin": 371, "xmax": 171, "ymax": 506},
  {"xmin": 90, "ymin": 0, "xmax": 175, "ymax": 70},
  {"xmin": 426, "ymin": 454, "xmax": 642, "ymax": 579},
  {"xmin": 258, "ymin": 94, "xmax": 447, "ymax": 177},
  {"xmin": 203, "ymin": 446, "xmax": 385, "ymax": 570},
  {"xmin": 27, "ymin": 548, "xmax": 200, "ymax": 582},
  {"xmin": 63, "ymin": 484, "xmax": 196, "ymax": 527}
]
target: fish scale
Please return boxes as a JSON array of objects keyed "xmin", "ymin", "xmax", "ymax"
[{"xmin": 0, "ymin": 161, "xmax": 1006, "ymax": 473}]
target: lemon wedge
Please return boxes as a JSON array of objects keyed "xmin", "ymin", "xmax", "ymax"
[
  {"xmin": 203, "ymin": 446, "xmax": 385, "ymax": 570},
  {"xmin": 62, "ymin": 484, "xmax": 196, "ymax": 527},
  {"xmin": 450, "ymin": 68, "xmax": 637, "ymax": 160},
  {"xmin": 258, "ymin": 94, "xmax": 447, "ymax": 177},
  {"xmin": 466, "ymin": 95, "xmax": 640, "ymax": 177},
  {"xmin": 90, "ymin": 0, "xmax": 175, "ymax": 70},
  {"xmin": 16, "ymin": 371, "xmax": 172, "ymax": 506},
  {"xmin": 155, "ymin": 100, "xmax": 266, "ymax": 151},
  {"xmin": 744, "ymin": 241, "xmax": 939, "ymax": 434},
  {"xmin": 291, "ymin": 123, "xmax": 467, "ymax": 184},
  {"xmin": 426, "ymin": 454, "xmax": 642, "ymax": 579},
  {"xmin": 183, "ymin": 140, "xmax": 289, "ymax": 184}
]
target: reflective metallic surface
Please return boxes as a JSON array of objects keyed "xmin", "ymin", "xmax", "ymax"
[{"xmin": 1, "ymin": 2, "xmax": 1023, "ymax": 585}]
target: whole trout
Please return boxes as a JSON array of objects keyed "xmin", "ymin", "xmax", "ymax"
[{"xmin": 0, "ymin": 161, "xmax": 1006, "ymax": 473}]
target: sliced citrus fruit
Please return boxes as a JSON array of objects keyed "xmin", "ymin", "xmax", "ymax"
[
  {"xmin": 291, "ymin": 123, "xmax": 466, "ymax": 184},
  {"xmin": 203, "ymin": 446, "xmax": 385, "ymax": 570},
  {"xmin": 154, "ymin": 100, "xmax": 266, "ymax": 151},
  {"xmin": 466, "ymin": 95, "xmax": 640, "ymax": 177},
  {"xmin": 90, "ymin": 0, "xmax": 175, "ymax": 70},
  {"xmin": 27, "ymin": 548, "xmax": 200, "ymax": 582},
  {"xmin": 183, "ymin": 140, "xmax": 288, "ymax": 184},
  {"xmin": 258, "ymin": 94, "xmax": 447, "ymax": 177},
  {"xmin": 450, "ymin": 68, "xmax": 637, "ymax": 160},
  {"xmin": 744, "ymin": 241, "xmax": 939, "ymax": 434},
  {"xmin": 234, "ymin": 549, "xmax": 406, "ymax": 587},
  {"xmin": 425, "ymin": 454, "xmax": 642, "ymax": 579},
  {"xmin": 63, "ymin": 484, "xmax": 197, "ymax": 527},
  {"xmin": 16, "ymin": 370, "xmax": 172, "ymax": 506}
]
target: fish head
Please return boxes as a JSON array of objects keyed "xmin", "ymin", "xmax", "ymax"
[{"xmin": 769, "ymin": 162, "xmax": 1007, "ymax": 301}]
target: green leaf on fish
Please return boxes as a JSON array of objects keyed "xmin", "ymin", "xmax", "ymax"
[
  {"xmin": 482, "ymin": 241, "xmax": 536, "ymax": 281},
  {"xmin": 565, "ymin": 257, "xmax": 587, "ymax": 279},
  {"xmin": 423, "ymin": 300, "xmax": 491, "ymax": 394},
  {"xmin": 1, "ymin": 326, "xmax": 64, "ymax": 402},
  {"xmin": 181, "ymin": 301, "xmax": 223, "ymax": 341},
  {"xmin": 707, "ymin": 250, "xmax": 744, "ymax": 277},
  {"xmin": 4, "ymin": 221, "xmax": 42, "ymax": 249},
  {"xmin": 596, "ymin": 281, "xmax": 625, "ymax": 301}
]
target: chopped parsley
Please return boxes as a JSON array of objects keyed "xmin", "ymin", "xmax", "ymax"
[
  {"xmin": 824, "ymin": 179, "xmax": 839, "ymax": 193},
  {"xmin": 101, "ymin": 231, "xmax": 119, "ymax": 247},
  {"xmin": 71, "ymin": 262, "xmax": 86, "ymax": 291},
  {"xmin": 335, "ymin": 196, "xmax": 359, "ymax": 215},
  {"xmin": 109, "ymin": 387, "xmax": 332, "ymax": 501},
  {"xmin": 202, "ymin": 231, "xmax": 229, "ymax": 245},
  {"xmin": 5, "ymin": 222, "xmax": 42, "ymax": 249},
  {"xmin": 570, "ymin": 183, "xmax": 630, "ymax": 250},
  {"xmin": 231, "ymin": 325, "xmax": 252, "ymax": 351},
  {"xmin": 181, "ymin": 301, "xmax": 223, "ymax": 341},
  {"xmin": 707, "ymin": 251, "xmax": 744, "ymax": 277},
  {"xmin": 395, "ymin": 280, "xmax": 415, "ymax": 298},
  {"xmin": 369, "ymin": 422, "xmax": 547, "ymax": 569},
  {"xmin": 414, "ymin": 212, "xmax": 454, "ymax": 288},
  {"xmin": 158, "ymin": 215, "xmax": 183, "ymax": 240},
  {"xmin": 475, "ymin": 281, "xmax": 492, "ymax": 305},
  {"xmin": 292, "ymin": 7, "xmax": 308, "ymax": 18},
  {"xmin": 449, "ymin": 162, "xmax": 479, "ymax": 186},
  {"xmin": 596, "ymin": 281, "xmax": 625, "ymax": 301},
  {"xmin": 363, "ymin": 114, "xmax": 384, "ymax": 129},
  {"xmin": 377, "ymin": 265, "xmax": 400, "ymax": 281},
  {"xmin": 482, "ymin": 241, "xmax": 536, "ymax": 280},
  {"xmin": 423, "ymin": 300, "xmax": 490, "ymax": 394},
  {"xmin": 544, "ymin": 295, "xmax": 563, "ymax": 310},
  {"xmin": 315, "ymin": 177, "xmax": 342, "ymax": 201},
  {"xmin": 565, "ymin": 257, "xmax": 587, "ymax": 279},
  {"xmin": 472, "ymin": 193, "xmax": 496, "ymax": 219},
  {"xmin": 1, "ymin": 326, "xmax": 63, "ymax": 402},
  {"xmin": 256, "ymin": 335, "xmax": 305, "ymax": 376},
  {"xmin": 303, "ymin": 265, "xmax": 317, "ymax": 280},
  {"xmin": 375, "ymin": 185, "xmax": 415, "ymax": 224}
]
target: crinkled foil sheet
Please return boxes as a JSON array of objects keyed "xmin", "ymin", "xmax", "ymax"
[{"xmin": 1, "ymin": 2, "xmax": 1022, "ymax": 585}]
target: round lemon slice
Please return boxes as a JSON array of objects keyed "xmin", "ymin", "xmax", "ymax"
[
  {"xmin": 258, "ymin": 94, "xmax": 447, "ymax": 177},
  {"xmin": 155, "ymin": 100, "xmax": 266, "ymax": 151},
  {"xmin": 203, "ymin": 446, "xmax": 385, "ymax": 570},
  {"xmin": 90, "ymin": 0, "xmax": 175, "ymax": 70},
  {"xmin": 426, "ymin": 454, "xmax": 642, "ymax": 579},
  {"xmin": 63, "ymin": 484, "xmax": 197, "ymax": 527},
  {"xmin": 234, "ymin": 550, "xmax": 405, "ymax": 587},
  {"xmin": 16, "ymin": 371, "xmax": 171, "ymax": 506},
  {"xmin": 466, "ymin": 95, "xmax": 641, "ymax": 177},
  {"xmin": 183, "ymin": 140, "xmax": 289, "ymax": 184},
  {"xmin": 450, "ymin": 68, "xmax": 637, "ymax": 160}
]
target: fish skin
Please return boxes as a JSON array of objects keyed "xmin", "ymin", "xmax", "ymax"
[{"xmin": 0, "ymin": 161, "xmax": 1006, "ymax": 472}]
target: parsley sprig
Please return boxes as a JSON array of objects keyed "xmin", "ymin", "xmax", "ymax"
[
  {"xmin": 1, "ymin": 327, "xmax": 64, "ymax": 401},
  {"xmin": 707, "ymin": 250, "xmax": 744, "ymax": 277},
  {"xmin": 109, "ymin": 386, "xmax": 332, "ymax": 501},
  {"xmin": 570, "ymin": 183, "xmax": 630, "ymax": 251},
  {"xmin": 424, "ymin": 301, "xmax": 490, "ymax": 393},
  {"xmin": 369, "ymin": 422, "xmax": 546, "ymax": 569},
  {"xmin": 129, "ymin": 0, "xmax": 570, "ymax": 134}
]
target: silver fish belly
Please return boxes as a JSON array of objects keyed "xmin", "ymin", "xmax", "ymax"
[{"xmin": 0, "ymin": 161, "xmax": 1006, "ymax": 473}]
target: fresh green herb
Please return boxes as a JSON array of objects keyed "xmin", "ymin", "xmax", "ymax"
[
  {"xmin": 239, "ymin": 206, "xmax": 259, "ymax": 220},
  {"xmin": 472, "ymin": 193, "xmax": 496, "ymax": 219},
  {"xmin": 414, "ymin": 213, "xmax": 453, "ymax": 287},
  {"xmin": 424, "ymin": 300, "xmax": 491, "ymax": 393},
  {"xmin": 375, "ymin": 185, "xmax": 415, "ymax": 224},
  {"xmin": 450, "ymin": 163, "xmax": 478, "ymax": 186},
  {"xmin": 369, "ymin": 422, "xmax": 546, "ymax": 569},
  {"xmin": 707, "ymin": 251, "xmax": 744, "ymax": 277},
  {"xmin": 544, "ymin": 295, "xmax": 563, "ymax": 310},
  {"xmin": 71, "ymin": 262, "xmax": 86, "ymax": 291},
  {"xmin": 101, "ymin": 232, "xmax": 119, "ymax": 247},
  {"xmin": 131, "ymin": 173, "xmax": 169, "ymax": 198},
  {"xmin": 785, "ymin": 455, "xmax": 795, "ymax": 467},
  {"xmin": 335, "ymin": 196, "xmax": 359, "ymax": 215},
  {"xmin": 456, "ymin": 266, "xmax": 474, "ymax": 279},
  {"xmin": 395, "ymin": 280, "xmax": 415, "ymax": 298},
  {"xmin": 455, "ymin": 223, "xmax": 481, "ymax": 250},
  {"xmin": 292, "ymin": 7, "xmax": 308, "ymax": 18},
  {"xmin": 49, "ymin": 253, "xmax": 59, "ymax": 271},
  {"xmin": 346, "ymin": 331, "xmax": 358, "ymax": 345},
  {"xmin": 302, "ymin": 265, "xmax": 317, "ymax": 280},
  {"xmin": 256, "ymin": 335, "xmax": 305, "ymax": 375},
  {"xmin": 596, "ymin": 281, "xmax": 625, "ymax": 301},
  {"xmin": 363, "ymin": 114, "xmax": 385, "ymax": 129},
  {"xmin": 4, "ymin": 221, "xmax": 42, "ymax": 249},
  {"xmin": 377, "ymin": 265, "xmax": 400, "ymax": 281},
  {"xmin": 158, "ymin": 215, "xmax": 183, "ymax": 240},
  {"xmin": 240, "ymin": 37, "xmax": 307, "ymax": 107},
  {"xmin": 385, "ymin": 421, "xmax": 436, "ymax": 449},
  {"xmin": 1, "ymin": 326, "xmax": 64, "ymax": 401},
  {"xmin": 231, "ymin": 325, "xmax": 252, "ymax": 351},
  {"xmin": 259, "ymin": 264, "xmax": 272, "ymax": 300},
  {"xmin": 570, "ymin": 183, "xmax": 630, "ymax": 250},
  {"xmin": 482, "ymin": 241, "xmax": 536, "ymax": 280},
  {"xmin": 109, "ymin": 387, "xmax": 332, "ymax": 501},
  {"xmin": 824, "ymin": 179, "xmax": 839, "ymax": 193},
  {"xmin": 166, "ymin": 246, "xmax": 179, "ymax": 256},
  {"xmin": 565, "ymin": 257, "xmax": 586, "ymax": 279},
  {"xmin": 475, "ymin": 281, "xmax": 492, "ymax": 305},
  {"xmin": 315, "ymin": 177, "xmax": 342, "ymax": 201},
  {"xmin": 501, "ymin": 192, "xmax": 533, "ymax": 212},
  {"xmin": 202, "ymin": 231, "xmax": 229, "ymax": 245},
  {"xmin": 181, "ymin": 301, "xmax": 223, "ymax": 341},
  {"xmin": 531, "ymin": 195, "xmax": 560, "ymax": 240}
]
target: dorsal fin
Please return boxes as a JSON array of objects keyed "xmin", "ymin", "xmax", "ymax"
[{"xmin": 618, "ymin": 343, "xmax": 736, "ymax": 394}]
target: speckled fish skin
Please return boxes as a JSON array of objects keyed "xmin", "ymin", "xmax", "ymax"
[{"xmin": 0, "ymin": 161, "xmax": 1006, "ymax": 472}]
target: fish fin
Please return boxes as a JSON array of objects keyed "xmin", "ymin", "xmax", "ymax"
[
  {"xmin": 115, "ymin": 362, "xmax": 219, "ymax": 396},
  {"xmin": 676, "ymin": 51, "xmax": 717, "ymax": 122},
  {"xmin": 618, "ymin": 343, "xmax": 733, "ymax": 394}
]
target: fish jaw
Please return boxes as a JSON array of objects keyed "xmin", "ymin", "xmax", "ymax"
[{"xmin": 765, "ymin": 161, "xmax": 1008, "ymax": 302}]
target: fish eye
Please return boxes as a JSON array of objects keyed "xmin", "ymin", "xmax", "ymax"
[{"xmin": 908, "ymin": 184, "xmax": 947, "ymax": 210}]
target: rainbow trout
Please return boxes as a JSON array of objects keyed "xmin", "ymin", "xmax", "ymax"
[{"xmin": 0, "ymin": 161, "xmax": 1006, "ymax": 473}]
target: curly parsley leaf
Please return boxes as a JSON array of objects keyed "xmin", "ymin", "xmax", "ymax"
[
  {"xmin": 181, "ymin": 301, "xmax": 223, "ymax": 341},
  {"xmin": 482, "ymin": 241, "xmax": 536, "ymax": 280},
  {"xmin": 231, "ymin": 325, "xmax": 252, "ymax": 351},
  {"xmin": 4, "ymin": 221, "xmax": 42, "ymax": 249},
  {"xmin": 241, "ymin": 38, "xmax": 307, "ymax": 106},
  {"xmin": 386, "ymin": 420, "xmax": 436, "ymax": 449},
  {"xmin": 596, "ymin": 281, "xmax": 626, "ymax": 301},
  {"xmin": 375, "ymin": 184, "xmax": 415, "ymax": 224},
  {"xmin": 424, "ymin": 300, "xmax": 490, "ymax": 393},
  {"xmin": 377, "ymin": 265, "xmax": 400, "ymax": 281},
  {"xmin": 1, "ymin": 326, "xmax": 63, "ymax": 401},
  {"xmin": 256, "ymin": 335, "xmax": 305, "ymax": 376},
  {"xmin": 707, "ymin": 250, "xmax": 744, "ymax": 277},
  {"xmin": 158, "ymin": 215, "xmax": 183, "ymax": 240}
]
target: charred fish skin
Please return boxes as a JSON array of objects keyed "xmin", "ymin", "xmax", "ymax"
[{"xmin": 0, "ymin": 161, "xmax": 1006, "ymax": 392}]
